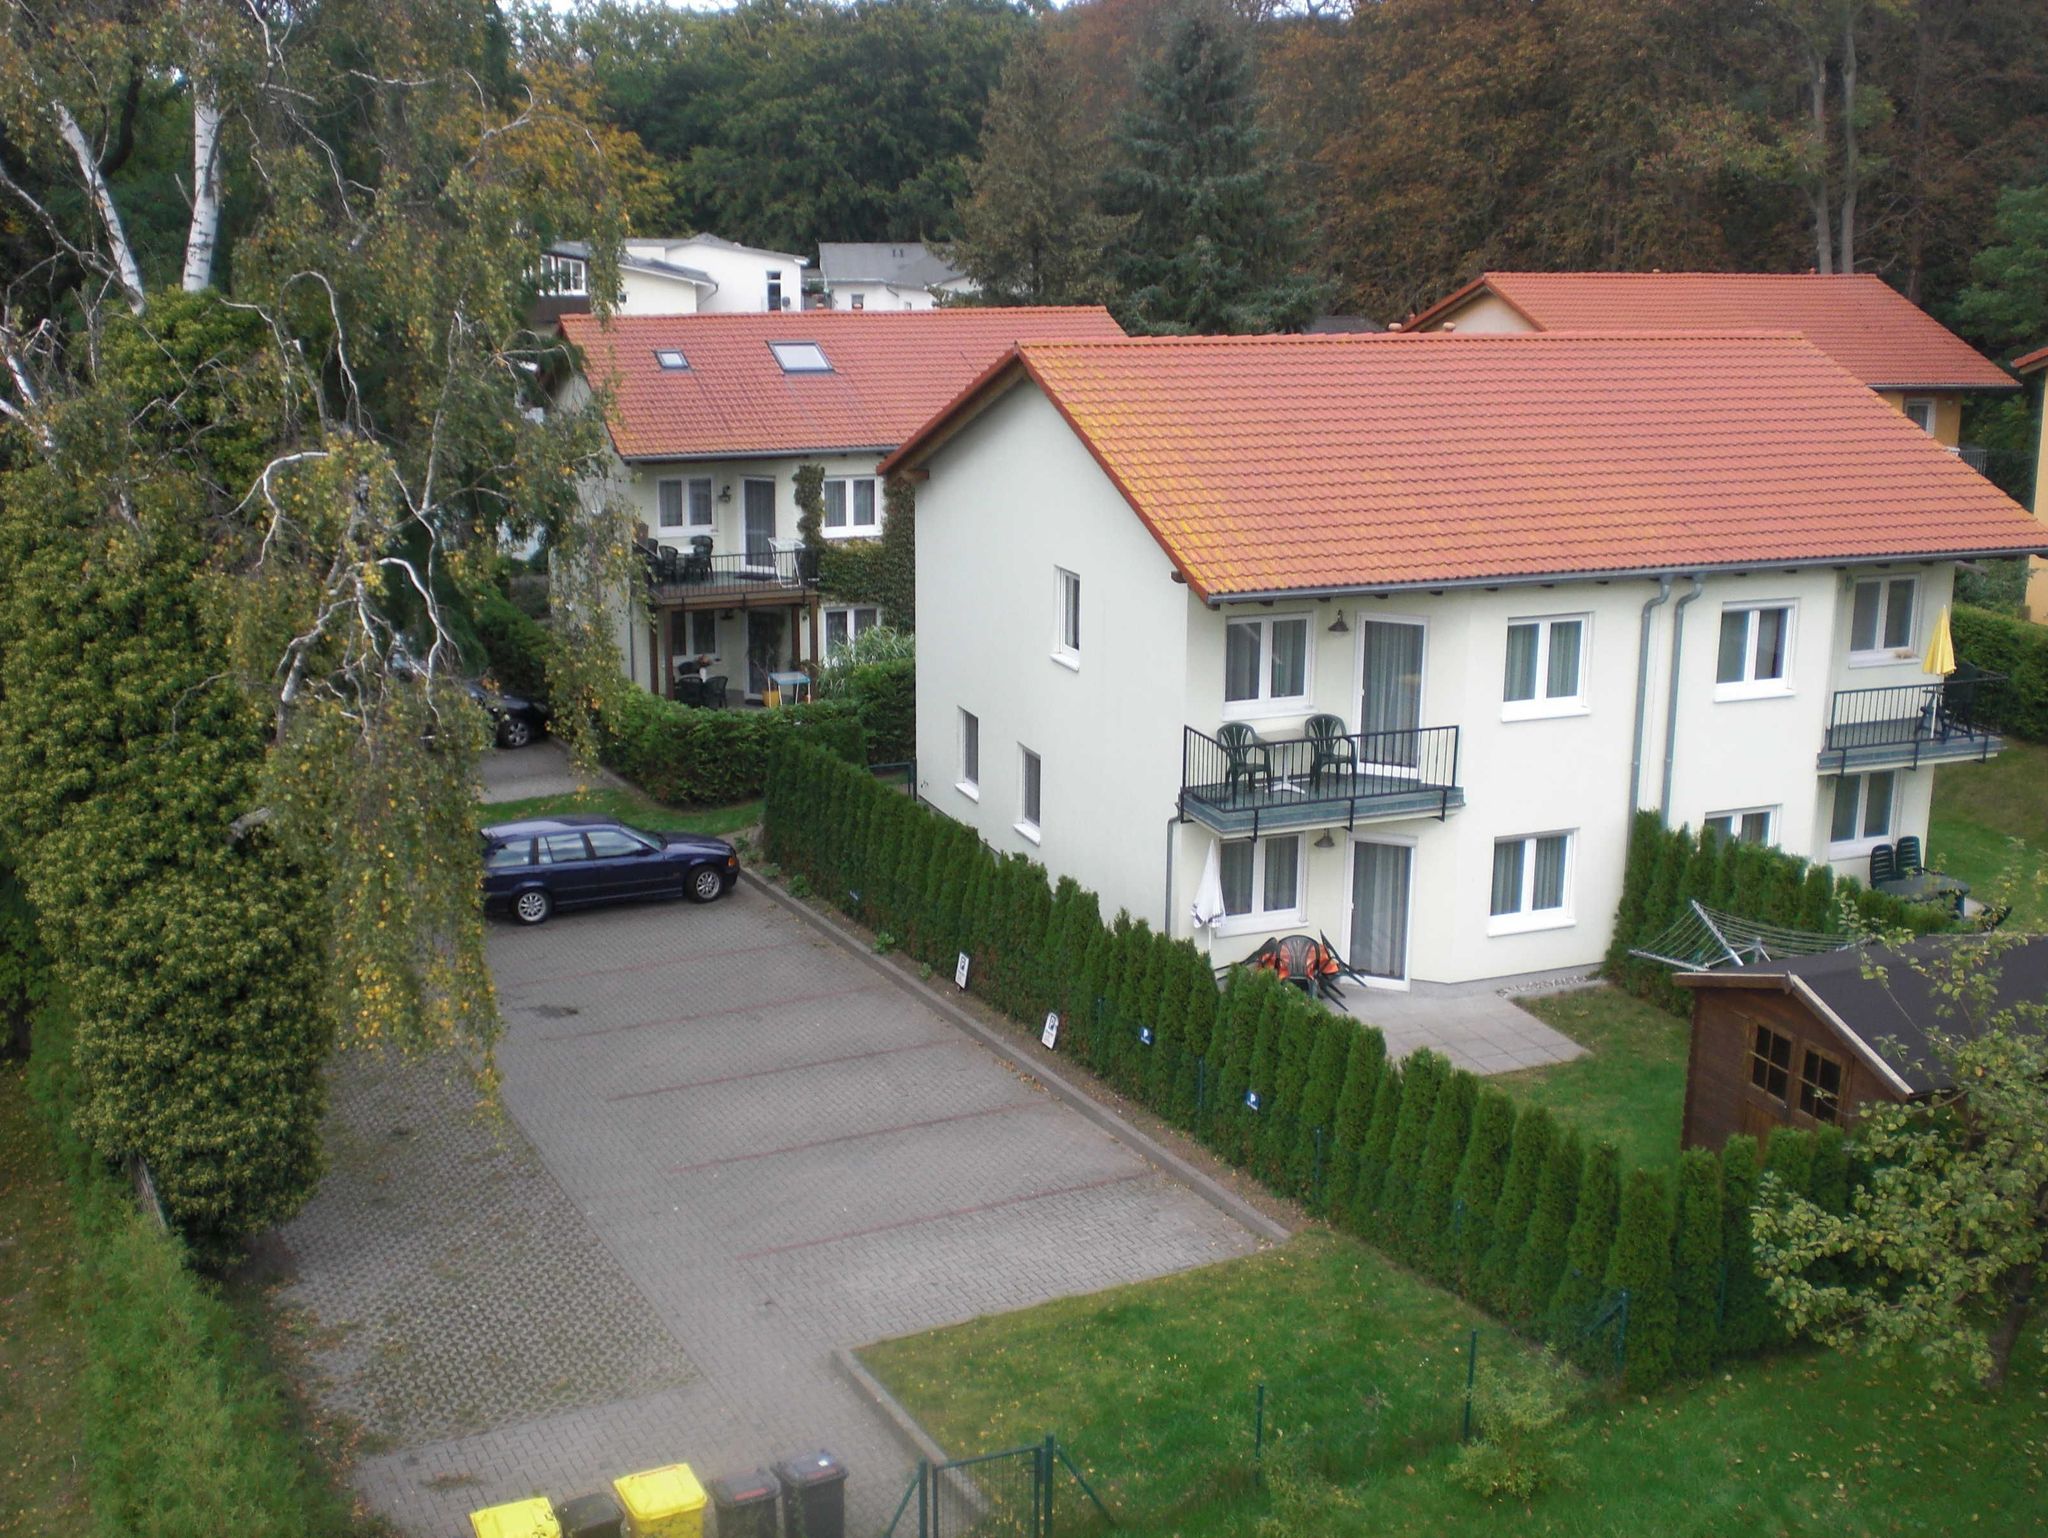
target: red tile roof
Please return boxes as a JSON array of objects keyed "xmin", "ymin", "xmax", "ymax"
[
  {"xmin": 2013, "ymin": 343, "xmax": 2048, "ymax": 374},
  {"xmin": 1407, "ymin": 273, "xmax": 2013, "ymax": 391},
  {"xmin": 559, "ymin": 307, "xmax": 1125, "ymax": 460},
  {"xmin": 883, "ymin": 332, "xmax": 2048, "ymax": 601}
]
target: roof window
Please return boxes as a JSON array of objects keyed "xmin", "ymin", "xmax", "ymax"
[
  {"xmin": 770, "ymin": 341, "xmax": 831, "ymax": 373},
  {"xmin": 654, "ymin": 348, "xmax": 689, "ymax": 371}
]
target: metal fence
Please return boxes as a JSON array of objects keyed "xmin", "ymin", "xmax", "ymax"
[{"xmin": 884, "ymin": 1437, "xmax": 1112, "ymax": 1538}]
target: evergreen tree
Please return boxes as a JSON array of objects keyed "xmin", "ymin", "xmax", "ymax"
[
  {"xmin": 1718, "ymin": 1134, "xmax": 1777, "ymax": 1354},
  {"xmin": 1605, "ymin": 1167, "xmax": 1679, "ymax": 1391},
  {"xmin": 1476, "ymin": 1105, "xmax": 1556, "ymax": 1309},
  {"xmin": 1074, "ymin": 920, "xmax": 1118, "ymax": 1071},
  {"xmin": 1407, "ymin": 1068, "xmax": 1478, "ymax": 1274},
  {"xmin": 1548, "ymin": 1141, "xmax": 1622, "ymax": 1359},
  {"xmin": 1111, "ymin": 917, "xmax": 1158, "ymax": 1092},
  {"xmin": 1210, "ymin": 969, "xmax": 1263, "ymax": 1154},
  {"xmin": 1100, "ymin": 7, "xmax": 1325, "ymax": 335},
  {"xmin": 1762, "ymin": 1127, "xmax": 1816, "ymax": 1203},
  {"xmin": 1172, "ymin": 954, "xmax": 1219, "ymax": 1126},
  {"xmin": 1798, "ymin": 864, "xmax": 1838, "ymax": 932},
  {"xmin": 1450, "ymin": 1088, "xmax": 1519, "ymax": 1288},
  {"xmin": 1372, "ymin": 1048, "xmax": 1445, "ymax": 1242},
  {"xmin": 1289, "ymin": 1016, "xmax": 1353, "ymax": 1203},
  {"xmin": 1604, "ymin": 810, "xmax": 1662, "ymax": 974},
  {"xmin": 897, "ymin": 813, "xmax": 937, "ymax": 958},
  {"xmin": 1260, "ymin": 993, "xmax": 1317, "ymax": 1187},
  {"xmin": 1671, "ymin": 1147, "xmax": 1725, "ymax": 1378},
  {"xmin": 1236, "ymin": 979, "xmax": 1285, "ymax": 1164},
  {"xmin": 1322, "ymin": 1028, "xmax": 1388, "ymax": 1219},
  {"xmin": 1345, "ymin": 1064, "xmax": 1404, "ymax": 1235},
  {"xmin": 1513, "ymin": 1128, "xmax": 1584, "ymax": 1322}
]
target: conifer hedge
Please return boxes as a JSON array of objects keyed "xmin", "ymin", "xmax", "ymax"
[{"xmin": 764, "ymin": 738, "xmax": 1830, "ymax": 1391}]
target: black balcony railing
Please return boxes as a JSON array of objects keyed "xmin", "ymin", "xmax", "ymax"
[
  {"xmin": 1180, "ymin": 723, "xmax": 1462, "ymax": 835},
  {"xmin": 1954, "ymin": 444, "xmax": 1990, "ymax": 473},
  {"xmin": 1820, "ymin": 670, "xmax": 2005, "ymax": 772},
  {"xmin": 641, "ymin": 542, "xmax": 820, "ymax": 602}
]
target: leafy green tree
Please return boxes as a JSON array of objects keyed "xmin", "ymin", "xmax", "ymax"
[
  {"xmin": 1671, "ymin": 1148, "xmax": 1725, "ymax": 1378},
  {"xmin": 1476, "ymin": 1106, "xmax": 1556, "ymax": 1310},
  {"xmin": 1604, "ymin": 1168, "xmax": 1678, "ymax": 1392},
  {"xmin": 1953, "ymin": 183, "xmax": 2048, "ymax": 356},
  {"xmin": 1513, "ymin": 1128, "xmax": 1584, "ymax": 1323},
  {"xmin": 1101, "ymin": 6, "xmax": 1325, "ymax": 334},
  {"xmin": 1451, "ymin": 1089, "xmax": 1519, "ymax": 1287},
  {"xmin": 1754, "ymin": 939, "xmax": 2048, "ymax": 1389},
  {"xmin": 1548, "ymin": 1141, "xmax": 1622, "ymax": 1357}
]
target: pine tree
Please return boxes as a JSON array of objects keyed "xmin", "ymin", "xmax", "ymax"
[
  {"xmin": 1321, "ymin": 1028, "xmax": 1387, "ymax": 1219},
  {"xmin": 1111, "ymin": 918, "xmax": 1159, "ymax": 1092},
  {"xmin": 1606, "ymin": 1168, "xmax": 1679, "ymax": 1392},
  {"xmin": 1211, "ymin": 969, "xmax": 1264, "ymax": 1156},
  {"xmin": 1372, "ymin": 1048, "xmax": 1445, "ymax": 1244},
  {"xmin": 1548, "ymin": 1141, "xmax": 1622, "ymax": 1358},
  {"xmin": 1289, "ymin": 1016, "xmax": 1353, "ymax": 1203},
  {"xmin": 1604, "ymin": 810, "xmax": 1662, "ymax": 975},
  {"xmin": 1450, "ymin": 1088, "xmax": 1518, "ymax": 1288},
  {"xmin": 1670, "ymin": 1147, "xmax": 1725, "ymax": 1378},
  {"xmin": 1407, "ymin": 1068, "xmax": 1478, "ymax": 1275},
  {"xmin": 1073, "ymin": 920, "xmax": 1117, "ymax": 1071},
  {"xmin": 1149, "ymin": 938, "xmax": 1198, "ymax": 1115},
  {"xmin": 1717, "ymin": 1134, "xmax": 1776, "ymax": 1355},
  {"xmin": 1476, "ymin": 1105, "xmax": 1556, "ymax": 1310},
  {"xmin": 1512, "ymin": 1127, "xmax": 1583, "ymax": 1322},
  {"xmin": 1237, "ymin": 980, "xmax": 1284, "ymax": 1165},
  {"xmin": 1100, "ymin": 7, "xmax": 1325, "ymax": 335},
  {"xmin": 1628, "ymin": 825, "xmax": 1688, "ymax": 998}
]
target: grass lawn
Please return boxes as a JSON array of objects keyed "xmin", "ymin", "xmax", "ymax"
[
  {"xmin": 864, "ymin": 1230, "xmax": 2048, "ymax": 1538},
  {"xmin": 1930, "ymin": 738, "xmax": 2048, "ymax": 930},
  {"xmin": 0, "ymin": 1061, "xmax": 88, "ymax": 1536},
  {"xmin": 1497, "ymin": 986, "xmax": 1690, "ymax": 1171},
  {"xmin": 860, "ymin": 1230, "xmax": 1559, "ymax": 1535},
  {"xmin": 482, "ymin": 786, "xmax": 762, "ymax": 838}
]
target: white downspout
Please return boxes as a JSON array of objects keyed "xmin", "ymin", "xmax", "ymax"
[
  {"xmin": 1628, "ymin": 575, "xmax": 1674, "ymax": 815},
  {"xmin": 1660, "ymin": 574, "xmax": 1707, "ymax": 820}
]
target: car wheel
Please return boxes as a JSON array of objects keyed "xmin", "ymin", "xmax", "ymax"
[
  {"xmin": 512, "ymin": 888, "xmax": 552, "ymax": 925},
  {"xmin": 498, "ymin": 715, "xmax": 535, "ymax": 750},
  {"xmin": 687, "ymin": 865, "xmax": 725, "ymax": 904}
]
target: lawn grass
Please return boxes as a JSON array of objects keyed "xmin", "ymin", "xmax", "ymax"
[
  {"xmin": 860, "ymin": 1230, "xmax": 1558, "ymax": 1534},
  {"xmin": 863, "ymin": 1229, "xmax": 2048, "ymax": 1538},
  {"xmin": 1495, "ymin": 986, "xmax": 1690, "ymax": 1171},
  {"xmin": 0, "ymin": 1060, "xmax": 88, "ymax": 1536},
  {"xmin": 482, "ymin": 786, "xmax": 762, "ymax": 838},
  {"xmin": 1930, "ymin": 737, "xmax": 2048, "ymax": 930}
]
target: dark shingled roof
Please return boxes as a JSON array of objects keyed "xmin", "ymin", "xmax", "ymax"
[{"xmin": 1682, "ymin": 935, "xmax": 2048, "ymax": 1094}]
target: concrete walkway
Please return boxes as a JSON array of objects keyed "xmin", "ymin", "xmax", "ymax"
[
  {"xmin": 478, "ymin": 738, "xmax": 618, "ymax": 806},
  {"xmin": 1335, "ymin": 966, "xmax": 1593, "ymax": 1074}
]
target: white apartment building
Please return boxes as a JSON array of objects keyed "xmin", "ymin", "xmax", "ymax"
[
  {"xmin": 541, "ymin": 236, "xmax": 809, "ymax": 317},
  {"xmin": 885, "ymin": 331, "xmax": 2047, "ymax": 989}
]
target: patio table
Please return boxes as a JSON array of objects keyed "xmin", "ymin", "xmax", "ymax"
[{"xmin": 1874, "ymin": 870, "xmax": 1969, "ymax": 912}]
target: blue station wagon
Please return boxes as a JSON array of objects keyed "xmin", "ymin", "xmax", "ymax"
[{"xmin": 481, "ymin": 814, "xmax": 739, "ymax": 925}]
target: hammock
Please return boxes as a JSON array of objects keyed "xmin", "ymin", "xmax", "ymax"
[{"xmin": 1628, "ymin": 900, "xmax": 1856, "ymax": 971}]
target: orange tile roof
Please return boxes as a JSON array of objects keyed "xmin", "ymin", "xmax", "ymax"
[
  {"xmin": 559, "ymin": 307, "xmax": 1125, "ymax": 460},
  {"xmin": 2013, "ymin": 343, "xmax": 2048, "ymax": 374},
  {"xmin": 1407, "ymin": 272, "xmax": 2013, "ymax": 391},
  {"xmin": 883, "ymin": 332, "xmax": 2048, "ymax": 601}
]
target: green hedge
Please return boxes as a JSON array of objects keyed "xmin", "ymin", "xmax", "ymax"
[
  {"xmin": 472, "ymin": 588, "xmax": 555, "ymax": 701},
  {"xmin": 765, "ymin": 740, "xmax": 1820, "ymax": 1392},
  {"xmin": 1605, "ymin": 810, "xmax": 1956, "ymax": 1014},
  {"xmin": 1953, "ymin": 602, "xmax": 2048, "ymax": 742},
  {"xmin": 595, "ymin": 688, "xmax": 864, "ymax": 805},
  {"xmin": 847, "ymin": 657, "xmax": 915, "ymax": 763}
]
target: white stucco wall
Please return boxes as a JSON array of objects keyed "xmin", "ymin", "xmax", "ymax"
[
  {"xmin": 915, "ymin": 383, "xmax": 1192, "ymax": 927},
  {"xmin": 637, "ymin": 240, "xmax": 804, "ymax": 314},
  {"xmin": 616, "ymin": 267, "xmax": 704, "ymax": 315},
  {"xmin": 1420, "ymin": 291, "xmax": 1533, "ymax": 334},
  {"xmin": 828, "ymin": 282, "xmax": 937, "ymax": 311}
]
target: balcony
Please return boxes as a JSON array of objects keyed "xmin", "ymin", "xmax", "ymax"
[
  {"xmin": 1953, "ymin": 443, "xmax": 1990, "ymax": 474},
  {"xmin": 641, "ymin": 542, "xmax": 819, "ymax": 606},
  {"xmin": 1818, "ymin": 672, "xmax": 2005, "ymax": 774},
  {"xmin": 1180, "ymin": 723, "xmax": 1464, "ymax": 836}
]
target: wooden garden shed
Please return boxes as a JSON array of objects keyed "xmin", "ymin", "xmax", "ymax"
[{"xmin": 1675, "ymin": 936, "xmax": 2048, "ymax": 1148}]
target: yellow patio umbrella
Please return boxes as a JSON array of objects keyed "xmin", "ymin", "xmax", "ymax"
[{"xmin": 1923, "ymin": 604, "xmax": 1957, "ymax": 676}]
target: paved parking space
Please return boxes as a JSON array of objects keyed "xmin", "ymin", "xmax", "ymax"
[{"xmin": 329, "ymin": 881, "xmax": 1261, "ymax": 1534}]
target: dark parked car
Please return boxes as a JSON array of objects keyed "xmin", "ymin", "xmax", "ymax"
[
  {"xmin": 467, "ymin": 680, "xmax": 550, "ymax": 749},
  {"xmin": 481, "ymin": 815, "xmax": 738, "ymax": 925}
]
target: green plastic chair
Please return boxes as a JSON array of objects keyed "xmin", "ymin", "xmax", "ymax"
[
  {"xmin": 1305, "ymin": 713, "xmax": 1357, "ymax": 787},
  {"xmin": 1216, "ymin": 722, "xmax": 1273, "ymax": 798}
]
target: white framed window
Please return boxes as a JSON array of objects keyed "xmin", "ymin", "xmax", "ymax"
[
  {"xmin": 1223, "ymin": 615, "xmax": 1311, "ymax": 714},
  {"xmin": 687, "ymin": 477, "xmax": 714, "ymax": 529},
  {"xmin": 660, "ymin": 476, "xmax": 714, "ymax": 530},
  {"xmin": 958, "ymin": 710, "xmax": 979, "ymax": 800},
  {"xmin": 1053, "ymin": 568, "xmax": 1081, "ymax": 668},
  {"xmin": 767, "ymin": 270, "xmax": 785, "ymax": 311},
  {"xmin": 657, "ymin": 478, "xmax": 685, "ymax": 529},
  {"xmin": 823, "ymin": 604, "xmax": 881, "ymax": 655},
  {"xmin": 1715, "ymin": 602, "xmax": 1795, "ymax": 699},
  {"xmin": 769, "ymin": 340, "xmax": 829, "ymax": 372},
  {"xmin": 822, "ymin": 477, "xmax": 882, "ymax": 537},
  {"xmin": 1017, "ymin": 747, "xmax": 1042, "ymax": 842},
  {"xmin": 1902, "ymin": 396, "xmax": 1936, "ymax": 435},
  {"xmin": 539, "ymin": 252, "xmax": 587, "ymax": 296},
  {"xmin": 1705, "ymin": 806, "xmax": 1777, "ymax": 846},
  {"xmin": 1488, "ymin": 831, "xmax": 1574, "ymax": 934},
  {"xmin": 1217, "ymin": 834, "xmax": 1304, "ymax": 933},
  {"xmin": 1828, "ymin": 771, "xmax": 1897, "ymax": 851},
  {"xmin": 1848, "ymin": 576, "xmax": 1916, "ymax": 662},
  {"xmin": 1502, "ymin": 615, "xmax": 1587, "ymax": 718}
]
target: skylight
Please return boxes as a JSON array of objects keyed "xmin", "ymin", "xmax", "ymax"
[
  {"xmin": 654, "ymin": 348, "xmax": 689, "ymax": 371},
  {"xmin": 769, "ymin": 341, "xmax": 831, "ymax": 373}
]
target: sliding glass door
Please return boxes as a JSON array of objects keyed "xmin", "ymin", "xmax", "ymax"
[{"xmin": 1348, "ymin": 839, "xmax": 1412, "ymax": 984}]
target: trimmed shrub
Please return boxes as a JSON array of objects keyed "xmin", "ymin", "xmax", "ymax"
[
  {"xmin": 598, "ymin": 687, "xmax": 864, "ymax": 806},
  {"xmin": 1372, "ymin": 1048, "xmax": 1445, "ymax": 1240},
  {"xmin": 1408, "ymin": 1068, "xmax": 1479, "ymax": 1276},
  {"xmin": 1512, "ymin": 1127, "xmax": 1583, "ymax": 1324},
  {"xmin": 1604, "ymin": 1167, "xmax": 1678, "ymax": 1392},
  {"xmin": 1670, "ymin": 1147, "xmax": 1724, "ymax": 1379},
  {"xmin": 846, "ymin": 656, "xmax": 915, "ymax": 763},
  {"xmin": 1450, "ymin": 1088, "xmax": 1518, "ymax": 1289},
  {"xmin": 1475, "ymin": 1105, "xmax": 1556, "ymax": 1310},
  {"xmin": 1172, "ymin": 956, "xmax": 1219, "ymax": 1126},
  {"xmin": 1259, "ymin": 992, "xmax": 1319, "ymax": 1188},
  {"xmin": 1953, "ymin": 601, "xmax": 2048, "ymax": 741},
  {"xmin": 1289, "ymin": 1016, "xmax": 1353, "ymax": 1204},
  {"xmin": 1548, "ymin": 1140, "xmax": 1622, "ymax": 1359},
  {"xmin": 1717, "ymin": 1133, "xmax": 1776, "ymax": 1355},
  {"xmin": 1344, "ymin": 1063, "xmax": 1404, "ymax": 1233}
]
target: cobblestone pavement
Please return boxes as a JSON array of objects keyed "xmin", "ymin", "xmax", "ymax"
[{"xmin": 303, "ymin": 882, "xmax": 1261, "ymax": 1535}]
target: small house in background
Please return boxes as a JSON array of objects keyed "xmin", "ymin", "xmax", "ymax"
[
  {"xmin": 537, "ymin": 236, "xmax": 809, "ymax": 319},
  {"xmin": 816, "ymin": 242, "xmax": 974, "ymax": 311},
  {"xmin": 2014, "ymin": 343, "xmax": 2047, "ymax": 621},
  {"xmin": 1676, "ymin": 935, "xmax": 2048, "ymax": 1148}
]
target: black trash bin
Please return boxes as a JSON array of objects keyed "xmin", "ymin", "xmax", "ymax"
[
  {"xmin": 772, "ymin": 1451, "xmax": 847, "ymax": 1538},
  {"xmin": 708, "ymin": 1469, "xmax": 779, "ymax": 1538},
  {"xmin": 555, "ymin": 1492, "xmax": 624, "ymax": 1538}
]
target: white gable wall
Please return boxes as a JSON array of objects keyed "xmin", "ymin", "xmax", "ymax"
[{"xmin": 1419, "ymin": 291, "xmax": 1532, "ymax": 333}]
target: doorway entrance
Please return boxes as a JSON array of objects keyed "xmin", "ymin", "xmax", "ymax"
[{"xmin": 1348, "ymin": 838, "xmax": 1413, "ymax": 986}]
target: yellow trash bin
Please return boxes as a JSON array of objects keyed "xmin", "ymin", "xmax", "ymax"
[
  {"xmin": 612, "ymin": 1464, "xmax": 707, "ymax": 1538},
  {"xmin": 469, "ymin": 1498, "xmax": 560, "ymax": 1538}
]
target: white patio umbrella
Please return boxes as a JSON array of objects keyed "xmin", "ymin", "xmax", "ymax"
[{"xmin": 1191, "ymin": 836, "xmax": 1227, "ymax": 934}]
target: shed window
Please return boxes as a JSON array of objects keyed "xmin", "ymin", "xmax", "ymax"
[
  {"xmin": 1749, "ymin": 1023, "xmax": 1793, "ymax": 1103},
  {"xmin": 1799, "ymin": 1048, "xmax": 1843, "ymax": 1124}
]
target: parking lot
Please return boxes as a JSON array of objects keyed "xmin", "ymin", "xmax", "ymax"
[{"xmin": 288, "ymin": 876, "xmax": 1263, "ymax": 1535}]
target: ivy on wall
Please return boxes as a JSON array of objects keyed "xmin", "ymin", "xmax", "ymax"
[{"xmin": 796, "ymin": 464, "xmax": 917, "ymax": 629}]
